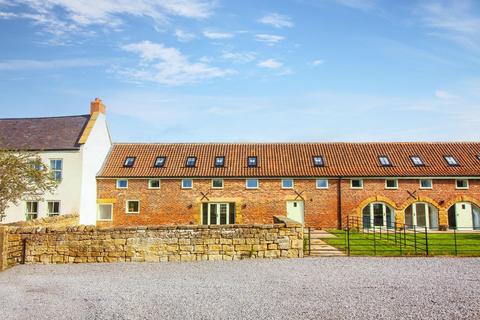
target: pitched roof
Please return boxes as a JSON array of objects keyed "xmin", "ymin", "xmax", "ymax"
[
  {"xmin": 98, "ymin": 142, "xmax": 480, "ymax": 178},
  {"xmin": 0, "ymin": 115, "xmax": 90, "ymax": 150}
]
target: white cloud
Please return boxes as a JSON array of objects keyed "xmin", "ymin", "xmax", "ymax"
[
  {"xmin": 258, "ymin": 13, "xmax": 293, "ymax": 28},
  {"xmin": 257, "ymin": 59, "xmax": 282, "ymax": 69},
  {"xmin": 221, "ymin": 51, "xmax": 256, "ymax": 63},
  {"xmin": 174, "ymin": 29, "xmax": 196, "ymax": 42},
  {"xmin": 119, "ymin": 40, "xmax": 234, "ymax": 85},
  {"xmin": 203, "ymin": 30, "xmax": 234, "ymax": 39},
  {"xmin": 312, "ymin": 59, "xmax": 325, "ymax": 66},
  {"xmin": 331, "ymin": 0, "xmax": 377, "ymax": 11},
  {"xmin": 0, "ymin": 58, "xmax": 103, "ymax": 70},
  {"xmin": 254, "ymin": 34, "xmax": 284, "ymax": 45},
  {"xmin": 435, "ymin": 90, "xmax": 457, "ymax": 101}
]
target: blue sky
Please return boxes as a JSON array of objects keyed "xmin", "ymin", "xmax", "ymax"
[{"xmin": 0, "ymin": 0, "xmax": 479, "ymax": 142}]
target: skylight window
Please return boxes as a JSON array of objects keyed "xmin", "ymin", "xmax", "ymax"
[
  {"xmin": 247, "ymin": 156, "xmax": 257, "ymax": 167},
  {"xmin": 313, "ymin": 156, "xmax": 324, "ymax": 167},
  {"xmin": 215, "ymin": 156, "xmax": 225, "ymax": 167},
  {"xmin": 154, "ymin": 156, "xmax": 166, "ymax": 168},
  {"xmin": 186, "ymin": 157, "xmax": 197, "ymax": 167},
  {"xmin": 124, "ymin": 157, "xmax": 135, "ymax": 167},
  {"xmin": 410, "ymin": 156, "xmax": 424, "ymax": 166},
  {"xmin": 444, "ymin": 155, "xmax": 459, "ymax": 166},
  {"xmin": 378, "ymin": 156, "xmax": 391, "ymax": 167}
]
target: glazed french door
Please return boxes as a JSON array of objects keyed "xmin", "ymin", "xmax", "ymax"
[{"xmin": 202, "ymin": 203, "xmax": 235, "ymax": 225}]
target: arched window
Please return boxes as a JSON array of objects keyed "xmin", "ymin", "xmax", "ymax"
[
  {"xmin": 404, "ymin": 203, "xmax": 438, "ymax": 229},
  {"xmin": 362, "ymin": 202, "xmax": 395, "ymax": 229},
  {"xmin": 448, "ymin": 202, "xmax": 480, "ymax": 230}
]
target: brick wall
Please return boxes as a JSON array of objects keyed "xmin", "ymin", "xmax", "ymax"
[
  {"xmin": 1, "ymin": 216, "xmax": 303, "ymax": 270},
  {"xmin": 97, "ymin": 178, "xmax": 480, "ymax": 228}
]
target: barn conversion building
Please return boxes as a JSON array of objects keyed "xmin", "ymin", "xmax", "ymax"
[{"xmin": 96, "ymin": 142, "xmax": 480, "ymax": 230}]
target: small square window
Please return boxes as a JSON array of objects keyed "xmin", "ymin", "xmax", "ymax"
[
  {"xmin": 47, "ymin": 201, "xmax": 60, "ymax": 216},
  {"xmin": 379, "ymin": 156, "xmax": 391, "ymax": 167},
  {"xmin": 410, "ymin": 156, "xmax": 424, "ymax": 166},
  {"xmin": 182, "ymin": 179, "xmax": 193, "ymax": 189},
  {"xmin": 246, "ymin": 179, "xmax": 259, "ymax": 189},
  {"xmin": 313, "ymin": 156, "xmax": 324, "ymax": 167},
  {"xmin": 281, "ymin": 179, "xmax": 294, "ymax": 189},
  {"xmin": 116, "ymin": 179, "xmax": 128, "ymax": 189},
  {"xmin": 212, "ymin": 178, "xmax": 224, "ymax": 189},
  {"xmin": 126, "ymin": 200, "xmax": 140, "ymax": 214},
  {"xmin": 385, "ymin": 179, "xmax": 398, "ymax": 189},
  {"xmin": 456, "ymin": 179, "xmax": 469, "ymax": 189},
  {"xmin": 154, "ymin": 157, "xmax": 166, "ymax": 168},
  {"xmin": 420, "ymin": 179, "xmax": 433, "ymax": 189},
  {"xmin": 247, "ymin": 156, "xmax": 257, "ymax": 167},
  {"xmin": 124, "ymin": 157, "xmax": 135, "ymax": 167},
  {"xmin": 148, "ymin": 179, "xmax": 161, "ymax": 189},
  {"xmin": 477, "ymin": 155, "xmax": 480, "ymax": 161},
  {"xmin": 186, "ymin": 157, "xmax": 197, "ymax": 167},
  {"xmin": 351, "ymin": 179, "xmax": 363, "ymax": 189},
  {"xmin": 316, "ymin": 179, "xmax": 328, "ymax": 189},
  {"xmin": 215, "ymin": 156, "xmax": 225, "ymax": 167},
  {"xmin": 444, "ymin": 155, "xmax": 459, "ymax": 166},
  {"xmin": 98, "ymin": 204, "xmax": 113, "ymax": 221}
]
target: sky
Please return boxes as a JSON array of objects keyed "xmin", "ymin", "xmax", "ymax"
[{"xmin": 0, "ymin": 0, "xmax": 479, "ymax": 142}]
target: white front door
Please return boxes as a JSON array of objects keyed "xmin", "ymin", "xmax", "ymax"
[
  {"xmin": 286, "ymin": 200, "xmax": 304, "ymax": 224},
  {"xmin": 455, "ymin": 202, "xmax": 473, "ymax": 229}
]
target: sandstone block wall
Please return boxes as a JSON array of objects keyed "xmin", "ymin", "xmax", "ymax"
[
  {"xmin": 4, "ymin": 214, "xmax": 80, "ymax": 228},
  {"xmin": 1, "ymin": 216, "xmax": 303, "ymax": 270}
]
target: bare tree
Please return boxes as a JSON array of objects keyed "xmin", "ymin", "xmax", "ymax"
[{"xmin": 0, "ymin": 149, "xmax": 58, "ymax": 221}]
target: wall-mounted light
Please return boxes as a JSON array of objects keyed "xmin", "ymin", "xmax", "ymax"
[
  {"xmin": 242, "ymin": 204, "xmax": 247, "ymax": 209},
  {"xmin": 187, "ymin": 204, "xmax": 193, "ymax": 209}
]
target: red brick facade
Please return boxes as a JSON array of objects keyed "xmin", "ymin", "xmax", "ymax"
[{"xmin": 96, "ymin": 177, "xmax": 480, "ymax": 229}]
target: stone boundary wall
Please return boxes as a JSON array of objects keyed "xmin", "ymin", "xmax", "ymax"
[
  {"xmin": 4, "ymin": 214, "xmax": 80, "ymax": 228},
  {"xmin": 1, "ymin": 216, "xmax": 303, "ymax": 270}
]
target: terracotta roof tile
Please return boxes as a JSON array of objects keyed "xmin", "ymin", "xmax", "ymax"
[{"xmin": 98, "ymin": 142, "xmax": 480, "ymax": 178}]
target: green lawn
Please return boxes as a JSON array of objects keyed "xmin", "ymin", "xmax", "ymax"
[{"xmin": 322, "ymin": 229, "xmax": 480, "ymax": 256}]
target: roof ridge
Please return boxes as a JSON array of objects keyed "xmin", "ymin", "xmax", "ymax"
[
  {"xmin": 0, "ymin": 114, "xmax": 90, "ymax": 121},
  {"xmin": 111, "ymin": 141, "xmax": 480, "ymax": 145}
]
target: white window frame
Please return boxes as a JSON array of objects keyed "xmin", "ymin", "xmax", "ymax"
[
  {"xmin": 385, "ymin": 179, "xmax": 398, "ymax": 190},
  {"xmin": 49, "ymin": 158, "xmax": 63, "ymax": 182},
  {"xmin": 126, "ymin": 200, "xmax": 140, "ymax": 214},
  {"xmin": 97, "ymin": 203, "xmax": 113, "ymax": 221},
  {"xmin": 455, "ymin": 179, "xmax": 469, "ymax": 190},
  {"xmin": 246, "ymin": 179, "xmax": 259, "ymax": 189},
  {"xmin": 419, "ymin": 179, "xmax": 433, "ymax": 189},
  {"xmin": 25, "ymin": 201, "xmax": 38, "ymax": 220},
  {"xmin": 47, "ymin": 200, "xmax": 61, "ymax": 216},
  {"xmin": 350, "ymin": 179, "xmax": 363, "ymax": 189},
  {"xmin": 281, "ymin": 179, "xmax": 294, "ymax": 189},
  {"xmin": 316, "ymin": 179, "xmax": 329, "ymax": 189},
  {"xmin": 148, "ymin": 179, "xmax": 161, "ymax": 189},
  {"xmin": 211, "ymin": 178, "xmax": 224, "ymax": 189},
  {"xmin": 116, "ymin": 179, "xmax": 128, "ymax": 189},
  {"xmin": 181, "ymin": 179, "xmax": 193, "ymax": 189}
]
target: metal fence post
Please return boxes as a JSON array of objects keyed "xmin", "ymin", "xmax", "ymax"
[
  {"xmin": 414, "ymin": 225, "xmax": 417, "ymax": 255},
  {"xmin": 373, "ymin": 226, "xmax": 376, "ymax": 256},
  {"xmin": 347, "ymin": 225, "xmax": 351, "ymax": 256},
  {"xmin": 454, "ymin": 228, "xmax": 458, "ymax": 256},
  {"xmin": 308, "ymin": 227, "xmax": 311, "ymax": 256},
  {"xmin": 425, "ymin": 226, "xmax": 429, "ymax": 256}
]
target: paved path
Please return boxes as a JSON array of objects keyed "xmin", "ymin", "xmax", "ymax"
[
  {"xmin": 307, "ymin": 229, "xmax": 345, "ymax": 256},
  {"xmin": 1, "ymin": 258, "xmax": 479, "ymax": 320}
]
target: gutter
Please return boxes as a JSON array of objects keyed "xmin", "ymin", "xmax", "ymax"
[{"xmin": 337, "ymin": 176, "xmax": 343, "ymax": 230}]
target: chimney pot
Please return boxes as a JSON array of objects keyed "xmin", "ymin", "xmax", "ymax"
[{"xmin": 90, "ymin": 97, "xmax": 106, "ymax": 115}]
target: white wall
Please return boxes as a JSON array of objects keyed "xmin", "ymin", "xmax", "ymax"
[{"xmin": 79, "ymin": 113, "xmax": 112, "ymax": 225}]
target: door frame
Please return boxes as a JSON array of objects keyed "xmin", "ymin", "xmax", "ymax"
[{"xmin": 286, "ymin": 200, "xmax": 305, "ymax": 225}]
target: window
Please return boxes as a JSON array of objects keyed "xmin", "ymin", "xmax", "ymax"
[
  {"xmin": 444, "ymin": 155, "xmax": 459, "ymax": 166},
  {"xmin": 124, "ymin": 157, "xmax": 135, "ymax": 167},
  {"xmin": 126, "ymin": 200, "xmax": 140, "ymax": 214},
  {"xmin": 247, "ymin": 156, "xmax": 257, "ymax": 167},
  {"xmin": 50, "ymin": 159, "xmax": 63, "ymax": 181},
  {"xmin": 26, "ymin": 201, "xmax": 38, "ymax": 220},
  {"xmin": 116, "ymin": 179, "xmax": 128, "ymax": 189},
  {"xmin": 47, "ymin": 201, "xmax": 60, "ymax": 216},
  {"xmin": 281, "ymin": 179, "xmax": 294, "ymax": 189},
  {"xmin": 351, "ymin": 179, "xmax": 363, "ymax": 189},
  {"xmin": 379, "ymin": 156, "xmax": 391, "ymax": 167},
  {"xmin": 420, "ymin": 179, "xmax": 433, "ymax": 189},
  {"xmin": 316, "ymin": 179, "xmax": 329, "ymax": 189},
  {"xmin": 212, "ymin": 178, "xmax": 224, "ymax": 189},
  {"xmin": 97, "ymin": 204, "xmax": 113, "ymax": 221},
  {"xmin": 181, "ymin": 179, "xmax": 193, "ymax": 189},
  {"xmin": 148, "ymin": 179, "xmax": 161, "ymax": 189},
  {"xmin": 215, "ymin": 156, "xmax": 225, "ymax": 167},
  {"xmin": 313, "ymin": 156, "xmax": 324, "ymax": 167},
  {"xmin": 385, "ymin": 179, "xmax": 398, "ymax": 189},
  {"xmin": 410, "ymin": 156, "xmax": 424, "ymax": 166},
  {"xmin": 456, "ymin": 179, "xmax": 469, "ymax": 189},
  {"xmin": 246, "ymin": 179, "xmax": 259, "ymax": 189},
  {"xmin": 154, "ymin": 157, "xmax": 166, "ymax": 168},
  {"xmin": 186, "ymin": 157, "xmax": 197, "ymax": 167}
]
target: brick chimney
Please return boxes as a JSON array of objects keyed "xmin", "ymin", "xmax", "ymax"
[{"xmin": 90, "ymin": 97, "xmax": 106, "ymax": 115}]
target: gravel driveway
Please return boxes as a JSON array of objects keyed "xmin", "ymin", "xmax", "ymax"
[{"xmin": 1, "ymin": 257, "xmax": 479, "ymax": 320}]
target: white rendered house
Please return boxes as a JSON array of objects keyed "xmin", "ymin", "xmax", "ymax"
[{"xmin": 0, "ymin": 98, "xmax": 112, "ymax": 225}]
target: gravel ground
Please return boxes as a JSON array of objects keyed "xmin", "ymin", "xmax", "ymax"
[{"xmin": 1, "ymin": 257, "xmax": 479, "ymax": 320}]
